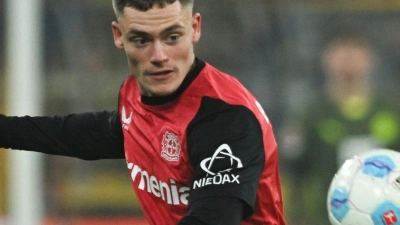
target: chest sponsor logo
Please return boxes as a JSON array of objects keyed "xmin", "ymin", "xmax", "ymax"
[
  {"xmin": 161, "ymin": 131, "xmax": 181, "ymax": 162},
  {"xmin": 194, "ymin": 143, "xmax": 243, "ymax": 189},
  {"xmin": 121, "ymin": 106, "xmax": 133, "ymax": 130},
  {"xmin": 127, "ymin": 162, "xmax": 190, "ymax": 205}
]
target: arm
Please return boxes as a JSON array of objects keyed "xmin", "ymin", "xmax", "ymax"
[
  {"xmin": 177, "ymin": 197, "xmax": 244, "ymax": 225},
  {"xmin": 179, "ymin": 97, "xmax": 265, "ymax": 224},
  {"xmin": 0, "ymin": 111, "xmax": 124, "ymax": 160}
]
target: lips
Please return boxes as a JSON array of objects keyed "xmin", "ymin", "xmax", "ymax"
[
  {"xmin": 145, "ymin": 69, "xmax": 175, "ymax": 82},
  {"xmin": 148, "ymin": 69, "xmax": 174, "ymax": 76}
]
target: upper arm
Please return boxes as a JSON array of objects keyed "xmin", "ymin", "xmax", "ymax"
[{"xmin": 186, "ymin": 97, "xmax": 265, "ymax": 218}]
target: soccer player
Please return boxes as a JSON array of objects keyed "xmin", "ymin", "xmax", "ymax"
[{"xmin": 0, "ymin": 0, "xmax": 286, "ymax": 224}]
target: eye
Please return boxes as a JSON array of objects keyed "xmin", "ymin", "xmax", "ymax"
[
  {"xmin": 135, "ymin": 38, "xmax": 148, "ymax": 45},
  {"xmin": 130, "ymin": 37, "xmax": 149, "ymax": 47},
  {"xmin": 166, "ymin": 34, "xmax": 180, "ymax": 44},
  {"xmin": 169, "ymin": 35, "xmax": 179, "ymax": 41}
]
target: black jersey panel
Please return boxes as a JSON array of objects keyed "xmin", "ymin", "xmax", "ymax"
[
  {"xmin": 186, "ymin": 96, "xmax": 265, "ymax": 215},
  {"xmin": 178, "ymin": 196, "xmax": 244, "ymax": 225},
  {"xmin": 0, "ymin": 111, "xmax": 124, "ymax": 160}
]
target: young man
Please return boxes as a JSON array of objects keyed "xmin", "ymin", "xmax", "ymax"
[{"xmin": 0, "ymin": 0, "xmax": 286, "ymax": 224}]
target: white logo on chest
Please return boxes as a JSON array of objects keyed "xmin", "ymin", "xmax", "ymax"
[
  {"xmin": 121, "ymin": 106, "xmax": 133, "ymax": 130},
  {"xmin": 161, "ymin": 131, "xmax": 181, "ymax": 162},
  {"xmin": 127, "ymin": 162, "xmax": 190, "ymax": 205}
]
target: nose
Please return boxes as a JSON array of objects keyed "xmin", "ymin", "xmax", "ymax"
[{"xmin": 150, "ymin": 41, "xmax": 168, "ymax": 64}]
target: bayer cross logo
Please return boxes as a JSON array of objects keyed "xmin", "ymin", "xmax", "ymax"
[
  {"xmin": 200, "ymin": 143, "xmax": 243, "ymax": 176},
  {"xmin": 161, "ymin": 131, "xmax": 181, "ymax": 162}
]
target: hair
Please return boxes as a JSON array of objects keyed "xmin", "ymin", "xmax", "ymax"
[{"xmin": 113, "ymin": 0, "xmax": 194, "ymax": 16}]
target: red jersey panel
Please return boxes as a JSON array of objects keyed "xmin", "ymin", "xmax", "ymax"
[{"xmin": 119, "ymin": 59, "xmax": 286, "ymax": 225}]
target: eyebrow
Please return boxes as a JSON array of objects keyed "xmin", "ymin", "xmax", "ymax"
[
  {"xmin": 128, "ymin": 24, "xmax": 185, "ymax": 36},
  {"xmin": 162, "ymin": 24, "xmax": 185, "ymax": 34}
]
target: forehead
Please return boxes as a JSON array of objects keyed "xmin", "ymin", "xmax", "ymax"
[{"xmin": 119, "ymin": 2, "xmax": 192, "ymax": 33}]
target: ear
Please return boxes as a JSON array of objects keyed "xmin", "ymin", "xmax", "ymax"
[
  {"xmin": 111, "ymin": 21, "xmax": 124, "ymax": 50},
  {"xmin": 191, "ymin": 13, "xmax": 201, "ymax": 44}
]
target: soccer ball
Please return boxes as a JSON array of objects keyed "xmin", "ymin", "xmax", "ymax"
[{"xmin": 327, "ymin": 149, "xmax": 400, "ymax": 225}]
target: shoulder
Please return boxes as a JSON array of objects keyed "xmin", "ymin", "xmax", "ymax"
[
  {"xmin": 201, "ymin": 63, "xmax": 243, "ymax": 90},
  {"xmin": 195, "ymin": 63, "xmax": 255, "ymax": 107}
]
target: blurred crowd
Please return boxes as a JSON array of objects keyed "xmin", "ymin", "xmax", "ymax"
[
  {"xmin": 279, "ymin": 32, "xmax": 400, "ymax": 225},
  {"xmin": 2, "ymin": 0, "xmax": 400, "ymax": 224}
]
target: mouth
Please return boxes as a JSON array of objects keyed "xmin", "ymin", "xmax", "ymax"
[
  {"xmin": 146, "ymin": 69, "xmax": 175, "ymax": 81},
  {"xmin": 147, "ymin": 69, "xmax": 174, "ymax": 76}
]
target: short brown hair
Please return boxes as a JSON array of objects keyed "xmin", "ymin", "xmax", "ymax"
[{"xmin": 113, "ymin": 0, "xmax": 194, "ymax": 17}]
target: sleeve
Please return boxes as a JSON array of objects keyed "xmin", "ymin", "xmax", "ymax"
[
  {"xmin": 0, "ymin": 111, "xmax": 125, "ymax": 160},
  {"xmin": 177, "ymin": 196, "xmax": 244, "ymax": 225},
  {"xmin": 186, "ymin": 97, "xmax": 265, "ymax": 219}
]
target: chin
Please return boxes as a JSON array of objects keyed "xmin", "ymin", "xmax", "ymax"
[{"xmin": 149, "ymin": 88, "xmax": 177, "ymax": 97}]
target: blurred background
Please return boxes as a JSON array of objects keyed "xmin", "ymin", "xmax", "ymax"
[{"xmin": 2, "ymin": 0, "xmax": 400, "ymax": 224}]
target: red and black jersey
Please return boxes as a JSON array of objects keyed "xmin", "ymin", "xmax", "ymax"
[
  {"xmin": 119, "ymin": 59, "xmax": 285, "ymax": 225},
  {"xmin": 0, "ymin": 58, "xmax": 286, "ymax": 225}
]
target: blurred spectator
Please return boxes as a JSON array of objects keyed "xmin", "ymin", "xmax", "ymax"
[{"xmin": 280, "ymin": 33, "xmax": 400, "ymax": 224}]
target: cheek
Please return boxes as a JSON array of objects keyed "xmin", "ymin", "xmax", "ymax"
[
  {"xmin": 173, "ymin": 41, "xmax": 193, "ymax": 58},
  {"xmin": 124, "ymin": 48, "xmax": 142, "ymax": 66},
  {"xmin": 123, "ymin": 50, "xmax": 142, "ymax": 75}
]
